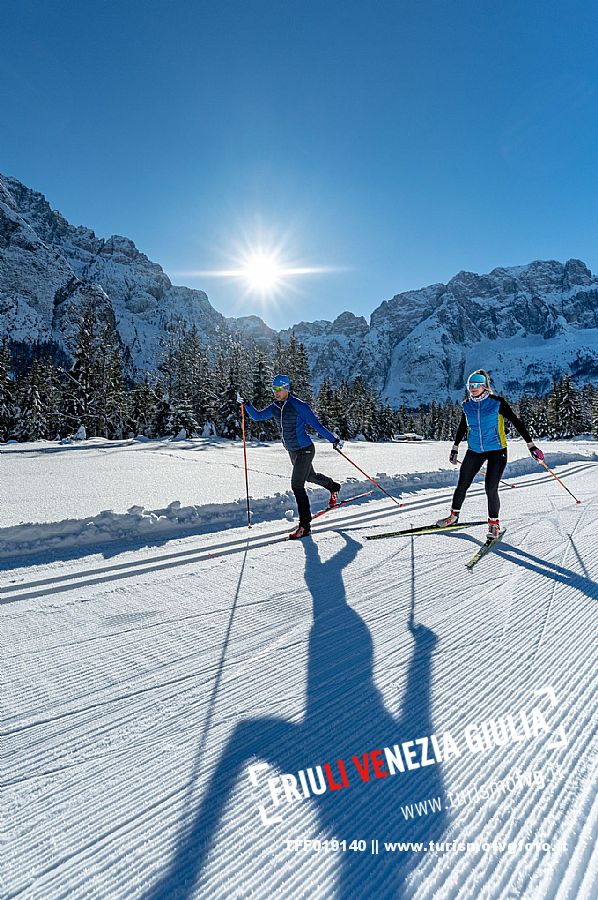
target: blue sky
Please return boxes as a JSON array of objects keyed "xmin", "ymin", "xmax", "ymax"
[{"xmin": 2, "ymin": 0, "xmax": 597, "ymax": 329}]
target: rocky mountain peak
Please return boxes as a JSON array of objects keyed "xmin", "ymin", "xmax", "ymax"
[{"xmin": 1, "ymin": 173, "xmax": 597, "ymax": 405}]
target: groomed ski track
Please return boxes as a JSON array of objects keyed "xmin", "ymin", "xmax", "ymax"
[{"xmin": 2, "ymin": 440, "xmax": 597, "ymax": 900}]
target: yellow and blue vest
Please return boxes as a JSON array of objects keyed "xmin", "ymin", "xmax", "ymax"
[{"xmin": 462, "ymin": 395, "xmax": 507, "ymax": 452}]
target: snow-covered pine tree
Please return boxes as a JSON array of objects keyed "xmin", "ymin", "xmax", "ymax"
[
  {"xmin": 272, "ymin": 336, "xmax": 287, "ymax": 379},
  {"xmin": 347, "ymin": 376, "xmax": 376, "ymax": 439},
  {"xmin": 395, "ymin": 405, "xmax": 407, "ymax": 436},
  {"xmin": 334, "ymin": 380, "xmax": 352, "ymax": 439},
  {"xmin": 547, "ymin": 378, "xmax": 564, "ymax": 438},
  {"xmin": 372, "ymin": 401, "xmax": 395, "ymax": 441},
  {"xmin": 103, "ymin": 339, "xmax": 128, "ymax": 439},
  {"xmin": 62, "ymin": 300, "xmax": 104, "ymax": 436},
  {"xmin": 533, "ymin": 396, "xmax": 550, "ymax": 438},
  {"xmin": 558, "ymin": 375, "xmax": 585, "ymax": 438},
  {"xmin": 129, "ymin": 376, "xmax": 159, "ymax": 437},
  {"xmin": 181, "ymin": 326, "xmax": 213, "ymax": 432},
  {"xmin": 158, "ymin": 318, "xmax": 185, "ymax": 403},
  {"xmin": 16, "ymin": 359, "xmax": 48, "ymax": 441},
  {"xmin": 439, "ymin": 399, "xmax": 459, "ymax": 440},
  {"xmin": 316, "ymin": 378, "xmax": 339, "ymax": 432},
  {"xmin": 249, "ymin": 350, "xmax": 276, "ymax": 440},
  {"xmin": 156, "ymin": 320, "xmax": 203, "ymax": 437},
  {"xmin": 0, "ymin": 336, "xmax": 16, "ymax": 441},
  {"xmin": 166, "ymin": 397, "xmax": 198, "ymax": 437},
  {"xmin": 517, "ymin": 395, "xmax": 535, "ymax": 439},
  {"xmin": 218, "ymin": 373, "xmax": 244, "ymax": 439},
  {"xmin": 581, "ymin": 383, "xmax": 595, "ymax": 434},
  {"xmin": 37, "ymin": 358, "xmax": 64, "ymax": 438},
  {"xmin": 288, "ymin": 337, "xmax": 313, "ymax": 403},
  {"xmin": 153, "ymin": 392, "xmax": 173, "ymax": 438}
]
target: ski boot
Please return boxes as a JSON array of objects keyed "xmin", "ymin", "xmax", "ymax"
[
  {"xmin": 289, "ymin": 523, "xmax": 311, "ymax": 540},
  {"xmin": 487, "ymin": 518, "xmax": 500, "ymax": 541},
  {"xmin": 435, "ymin": 509, "xmax": 460, "ymax": 528},
  {"xmin": 327, "ymin": 483, "xmax": 341, "ymax": 509}
]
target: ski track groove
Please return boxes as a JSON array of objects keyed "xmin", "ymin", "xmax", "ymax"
[{"xmin": 4, "ymin": 457, "xmax": 596, "ymax": 899}]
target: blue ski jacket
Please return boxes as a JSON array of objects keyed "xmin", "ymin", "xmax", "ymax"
[
  {"xmin": 244, "ymin": 395, "xmax": 337, "ymax": 452},
  {"xmin": 455, "ymin": 394, "xmax": 532, "ymax": 453}
]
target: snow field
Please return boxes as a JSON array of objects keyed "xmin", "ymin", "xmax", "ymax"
[{"xmin": 2, "ymin": 439, "xmax": 597, "ymax": 899}]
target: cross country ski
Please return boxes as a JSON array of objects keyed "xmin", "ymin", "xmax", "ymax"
[
  {"xmin": 465, "ymin": 529, "xmax": 507, "ymax": 569},
  {"xmin": 365, "ymin": 521, "xmax": 487, "ymax": 540},
  {"xmin": 311, "ymin": 490, "xmax": 373, "ymax": 520}
]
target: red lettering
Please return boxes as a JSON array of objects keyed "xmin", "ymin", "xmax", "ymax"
[
  {"xmin": 323, "ymin": 763, "xmax": 343, "ymax": 791},
  {"xmin": 338, "ymin": 759, "xmax": 349, "ymax": 787},
  {"xmin": 352, "ymin": 753, "xmax": 371, "ymax": 782},
  {"xmin": 371, "ymin": 749, "xmax": 388, "ymax": 779}
]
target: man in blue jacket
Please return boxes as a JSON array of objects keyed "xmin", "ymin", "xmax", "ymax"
[{"xmin": 238, "ymin": 374, "xmax": 343, "ymax": 539}]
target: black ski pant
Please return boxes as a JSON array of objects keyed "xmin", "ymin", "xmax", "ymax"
[
  {"xmin": 452, "ymin": 448, "xmax": 508, "ymax": 519},
  {"xmin": 289, "ymin": 443, "xmax": 341, "ymax": 527}
]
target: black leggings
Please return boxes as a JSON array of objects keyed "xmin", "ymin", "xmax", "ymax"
[
  {"xmin": 452, "ymin": 448, "xmax": 508, "ymax": 519},
  {"xmin": 289, "ymin": 444, "xmax": 340, "ymax": 526}
]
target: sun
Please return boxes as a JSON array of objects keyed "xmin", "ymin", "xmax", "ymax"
[
  {"xmin": 241, "ymin": 252, "xmax": 283, "ymax": 292},
  {"xmin": 172, "ymin": 234, "xmax": 343, "ymax": 308}
]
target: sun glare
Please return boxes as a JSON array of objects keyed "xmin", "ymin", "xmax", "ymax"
[
  {"xmin": 173, "ymin": 234, "xmax": 343, "ymax": 308},
  {"xmin": 242, "ymin": 253, "xmax": 283, "ymax": 292}
]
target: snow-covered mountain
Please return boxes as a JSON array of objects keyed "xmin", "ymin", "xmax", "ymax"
[
  {"xmin": 0, "ymin": 175, "xmax": 231, "ymax": 370},
  {"xmin": 1, "ymin": 173, "xmax": 597, "ymax": 404},
  {"xmin": 284, "ymin": 261, "xmax": 598, "ymax": 404}
]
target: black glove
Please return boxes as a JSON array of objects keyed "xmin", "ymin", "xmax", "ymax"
[
  {"xmin": 528, "ymin": 443, "xmax": 544, "ymax": 461},
  {"xmin": 449, "ymin": 446, "xmax": 459, "ymax": 465},
  {"xmin": 333, "ymin": 438, "xmax": 344, "ymax": 451}
]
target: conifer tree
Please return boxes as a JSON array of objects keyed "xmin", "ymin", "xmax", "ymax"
[
  {"xmin": 40, "ymin": 358, "xmax": 65, "ymax": 438},
  {"xmin": 16, "ymin": 359, "xmax": 48, "ymax": 441},
  {"xmin": 249, "ymin": 350, "xmax": 276, "ymax": 440},
  {"xmin": 63, "ymin": 300, "xmax": 103, "ymax": 435},
  {"xmin": 335, "ymin": 380, "xmax": 353, "ymax": 439},
  {"xmin": 291, "ymin": 339, "xmax": 313, "ymax": 402},
  {"xmin": 558, "ymin": 375, "xmax": 585, "ymax": 438},
  {"xmin": 167, "ymin": 397, "xmax": 198, "ymax": 437},
  {"xmin": 581, "ymin": 383, "xmax": 595, "ymax": 433},
  {"xmin": 217, "ymin": 372, "xmax": 244, "ymax": 439},
  {"xmin": 316, "ymin": 378, "xmax": 339, "ymax": 432},
  {"xmin": 547, "ymin": 378, "xmax": 564, "ymax": 438},
  {"xmin": 129, "ymin": 376, "xmax": 159, "ymax": 437},
  {"xmin": 533, "ymin": 398, "xmax": 550, "ymax": 438},
  {"xmin": 0, "ymin": 336, "xmax": 16, "ymax": 441}
]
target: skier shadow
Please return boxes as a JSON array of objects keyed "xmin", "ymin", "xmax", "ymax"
[
  {"xmin": 147, "ymin": 533, "xmax": 447, "ymax": 900},
  {"xmin": 495, "ymin": 541, "xmax": 598, "ymax": 600}
]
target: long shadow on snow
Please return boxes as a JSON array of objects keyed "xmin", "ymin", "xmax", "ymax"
[
  {"xmin": 147, "ymin": 533, "xmax": 446, "ymax": 899},
  {"xmin": 495, "ymin": 541, "xmax": 598, "ymax": 600}
]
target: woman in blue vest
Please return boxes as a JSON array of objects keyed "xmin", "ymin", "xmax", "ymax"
[
  {"xmin": 238, "ymin": 374, "xmax": 343, "ymax": 539},
  {"xmin": 437, "ymin": 370, "xmax": 544, "ymax": 539}
]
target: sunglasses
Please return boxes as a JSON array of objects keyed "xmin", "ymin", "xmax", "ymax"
[
  {"xmin": 467, "ymin": 382, "xmax": 486, "ymax": 390},
  {"xmin": 272, "ymin": 385, "xmax": 286, "ymax": 393}
]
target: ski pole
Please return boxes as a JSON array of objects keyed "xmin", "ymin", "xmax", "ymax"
[
  {"xmin": 240, "ymin": 403, "xmax": 252, "ymax": 528},
  {"xmin": 334, "ymin": 447, "xmax": 403, "ymax": 508},
  {"xmin": 457, "ymin": 458, "xmax": 514, "ymax": 488},
  {"xmin": 536, "ymin": 458, "xmax": 582, "ymax": 504}
]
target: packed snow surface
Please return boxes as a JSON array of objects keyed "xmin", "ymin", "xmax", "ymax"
[{"xmin": 2, "ymin": 437, "xmax": 597, "ymax": 899}]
